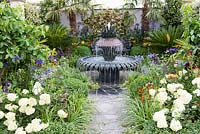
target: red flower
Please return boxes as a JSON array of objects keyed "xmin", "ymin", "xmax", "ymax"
[{"xmin": 141, "ymin": 96, "xmax": 145, "ymax": 102}]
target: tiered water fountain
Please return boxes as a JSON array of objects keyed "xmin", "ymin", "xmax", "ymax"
[{"xmin": 77, "ymin": 23, "xmax": 142, "ymax": 90}]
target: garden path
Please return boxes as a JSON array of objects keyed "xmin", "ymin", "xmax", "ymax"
[{"xmin": 88, "ymin": 88, "xmax": 126, "ymax": 134}]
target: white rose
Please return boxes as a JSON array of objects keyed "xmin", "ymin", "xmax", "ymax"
[
  {"xmin": 5, "ymin": 112, "xmax": 16, "ymax": 120},
  {"xmin": 167, "ymin": 83, "xmax": 184, "ymax": 93},
  {"xmin": 32, "ymin": 82, "xmax": 43, "ymax": 95},
  {"xmin": 153, "ymin": 110, "xmax": 166, "ymax": 122},
  {"xmin": 160, "ymin": 78, "xmax": 167, "ymax": 84},
  {"xmin": 0, "ymin": 111, "xmax": 5, "ymax": 119},
  {"xmin": 22, "ymin": 89, "xmax": 29, "ymax": 95},
  {"xmin": 7, "ymin": 93, "xmax": 18, "ymax": 102},
  {"xmin": 157, "ymin": 120, "xmax": 168, "ymax": 128},
  {"xmin": 19, "ymin": 106, "xmax": 27, "ymax": 113},
  {"xmin": 41, "ymin": 123, "xmax": 49, "ymax": 130},
  {"xmin": 57, "ymin": 109, "xmax": 68, "ymax": 118},
  {"xmin": 7, "ymin": 120, "xmax": 18, "ymax": 131},
  {"xmin": 5, "ymin": 104, "xmax": 18, "ymax": 111},
  {"xmin": 18, "ymin": 98, "xmax": 29, "ymax": 106},
  {"xmin": 25, "ymin": 106, "xmax": 35, "ymax": 115},
  {"xmin": 31, "ymin": 119, "xmax": 43, "ymax": 132},
  {"xmin": 158, "ymin": 88, "xmax": 166, "ymax": 92},
  {"xmin": 5, "ymin": 104, "xmax": 14, "ymax": 111},
  {"xmin": 155, "ymin": 91, "xmax": 168, "ymax": 105},
  {"xmin": 192, "ymin": 77, "xmax": 200, "ymax": 88},
  {"xmin": 193, "ymin": 89, "xmax": 200, "ymax": 96},
  {"xmin": 175, "ymin": 89, "xmax": 192, "ymax": 104},
  {"xmin": 170, "ymin": 118, "xmax": 182, "ymax": 132},
  {"xmin": 25, "ymin": 123, "xmax": 33, "ymax": 133},
  {"xmin": 149, "ymin": 89, "xmax": 156, "ymax": 97},
  {"xmin": 28, "ymin": 98, "xmax": 37, "ymax": 106},
  {"xmin": 39, "ymin": 94, "xmax": 51, "ymax": 105},
  {"xmin": 15, "ymin": 127, "xmax": 26, "ymax": 134}
]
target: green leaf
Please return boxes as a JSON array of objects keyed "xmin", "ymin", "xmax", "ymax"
[{"xmin": 0, "ymin": 62, "xmax": 3, "ymax": 68}]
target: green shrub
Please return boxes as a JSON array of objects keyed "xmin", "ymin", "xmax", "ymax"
[
  {"xmin": 130, "ymin": 45, "xmax": 148, "ymax": 56},
  {"xmin": 161, "ymin": 0, "xmax": 183, "ymax": 27},
  {"xmin": 0, "ymin": 2, "xmax": 50, "ymax": 82},
  {"xmin": 74, "ymin": 46, "xmax": 92, "ymax": 57},
  {"xmin": 45, "ymin": 23, "xmax": 70, "ymax": 49},
  {"xmin": 148, "ymin": 25, "xmax": 183, "ymax": 48}
]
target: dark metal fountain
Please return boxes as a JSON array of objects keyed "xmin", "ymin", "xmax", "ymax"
[{"xmin": 77, "ymin": 23, "xmax": 142, "ymax": 89}]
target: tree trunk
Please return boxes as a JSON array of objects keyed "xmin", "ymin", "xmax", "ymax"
[
  {"xmin": 141, "ymin": 2, "xmax": 149, "ymax": 33},
  {"xmin": 69, "ymin": 10, "xmax": 77, "ymax": 34}
]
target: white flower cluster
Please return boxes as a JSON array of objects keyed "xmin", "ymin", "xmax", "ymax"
[
  {"xmin": 32, "ymin": 82, "xmax": 43, "ymax": 95},
  {"xmin": 153, "ymin": 109, "xmax": 168, "ymax": 128},
  {"xmin": 178, "ymin": 69, "xmax": 187, "ymax": 78},
  {"xmin": 18, "ymin": 98, "xmax": 37, "ymax": 115},
  {"xmin": 25, "ymin": 118, "xmax": 48, "ymax": 133},
  {"xmin": 193, "ymin": 89, "xmax": 200, "ymax": 96},
  {"xmin": 192, "ymin": 77, "xmax": 200, "ymax": 88},
  {"xmin": 7, "ymin": 93, "xmax": 18, "ymax": 102},
  {"xmin": 39, "ymin": 93, "xmax": 51, "ymax": 105},
  {"xmin": 0, "ymin": 82, "xmax": 51, "ymax": 133},
  {"xmin": 4, "ymin": 112, "xmax": 18, "ymax": 131},
  {"xmin": 57, "ymin": 109, "xmax": 68, "ymax": 118},
  {"xmin": 5, "ymin": 103, "xmax": 18, "ymax": 111},
  {"xmin": 167, "ymin": 83, "xmax": 184, "ymax": 93},
  {"xmin": 153, "ymin": 82, "xmax": 193, "ymax": 132},
  {"xmin": 155, "ymin": 88, "xmax": 168, "ymax": 105}
]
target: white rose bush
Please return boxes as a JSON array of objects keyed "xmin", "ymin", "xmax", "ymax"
[
  {"xmin": 124, "ymin": 65, "xmax": 200, "ymax": 133},
  {"xmin": 0, "ymin": 82, "xmax": 62, "ymax": 133}
]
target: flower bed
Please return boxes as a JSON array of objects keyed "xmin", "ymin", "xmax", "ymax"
[{"xmin": 123, "ymin": 53, "xmax": 200, "ymax": 133}]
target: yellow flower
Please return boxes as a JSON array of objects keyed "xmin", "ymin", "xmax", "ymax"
[
  {"xmin": 81, "ymin": 41, "xmax": 85, "ymax": 45},
  {"xmin": 51, "ymin": 48, "xmax": 57, "ymax": 56},
  {"xmin": 166, "ymin": 34, "xmax": 170, "ymax": 43}
]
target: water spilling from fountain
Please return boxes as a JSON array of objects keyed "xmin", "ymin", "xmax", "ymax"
[{"xmin": 77, "ymin": 23, "xmax": 143, "ymax": 94}]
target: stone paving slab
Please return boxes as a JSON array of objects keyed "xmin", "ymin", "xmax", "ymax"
[{"xmin": 88, "ymin": 91, "xmax": 126, "ymax": 134}]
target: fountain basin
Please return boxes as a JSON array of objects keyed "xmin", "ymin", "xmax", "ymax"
[{"xmin": 77, "ymin": 56, "xmax": 142, "ymax": 84}]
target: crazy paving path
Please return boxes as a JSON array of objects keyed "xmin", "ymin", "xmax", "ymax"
[{"xmin": 88, "ymin": 91, "xmax": 126, "ymax": 134}]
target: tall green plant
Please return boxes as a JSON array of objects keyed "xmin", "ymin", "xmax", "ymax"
[
  {"xmin": 45, "ymin": 23, "xmax": 70, "ymax": 49},
  {"xmin": 148, "ymin": 26, "xmax": 183, "ymax": 47}
]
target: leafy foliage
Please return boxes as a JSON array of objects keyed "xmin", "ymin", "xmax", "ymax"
[
  {"xmin": 148, "ymin": 25, "xmax": 183, "ymax": 47},
  {"xmin": 84, "ymin": 10, "xmax": 135, "ymax": 37},
  {"xmin": 73, "ymin": 46, "xmax": 92, "ymax": 57},
  {"xmin": 24, "ymin": 3, "xmax": 42, "ymax": 25},
  {"xmin": 45, "ymin": 23, "xmax": 70, "ymax": 49},
  {"xmin": 181, "ymin": 5, "xmax": 200, "ymax": 46},
  {"xmin": 0, "ymin": 2, "xmax": 50, "ymax": 81},
  {"xmin": 161, "ymin": 0, "xmax": 183, "ymax": 27}
]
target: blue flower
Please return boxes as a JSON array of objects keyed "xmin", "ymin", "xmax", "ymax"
[
  {"xmin": 48, "ymin": 55, "xmax": 54, "ymax": 60},
  {"xmin": 35, "ymin": 59, "xmax": 44, "ymax": 65},
  {"xmin": 166, "ymin": 48, "xmax": 179, "ymax": 53},
  {"xmin": 12, "ymin": 55, "xmax": 21, "ymax": 61},
  {"xmin": 148, "ymin": 53, "xmax": 159, "ymax": 64}
]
